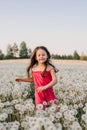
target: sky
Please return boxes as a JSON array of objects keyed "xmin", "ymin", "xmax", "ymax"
[{"xmin": 0, "ymin": 0, "xmax": 87, "ymax": 55}]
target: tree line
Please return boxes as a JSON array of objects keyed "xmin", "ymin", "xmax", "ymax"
[{"xmin": 0, "ymin": 41, "xmax": 87, "ymax": 60}]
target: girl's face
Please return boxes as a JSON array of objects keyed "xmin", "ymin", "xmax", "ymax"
[{"xmin": 36, "ymin": 49, "xmax": 48, "ymax": 64}]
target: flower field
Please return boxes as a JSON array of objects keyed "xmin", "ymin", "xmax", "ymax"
[{"xmin": 0, "ymin": 59, "xmax": 87, "ymax": 130}]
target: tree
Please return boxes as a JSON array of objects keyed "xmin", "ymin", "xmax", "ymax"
[
  {"xmin": 73, "ymin": 50, "xmax": 80, "ymax": 60},
  {"xmin": 5, "ymin": 44, "xmax": 14, "ymax": 59},
  {"xmin": 28, "ymin": 48, "xmax": 32, "ymax": 58},
  {"xmin": 19, "ymin": 41, "xmax": 28, "ymax": 58},
  {"xmin": 80, "ymin": 52, "xmax": 87, "ymax": 60},
  {"xmin": 67, "ymin": 55, "xmax": 73, "ymax": 59},
  {"xmin": 12, "ymin": 43, "xmax": 18, "ymax": 57},
  {"xmin": 0, "ymin": 49, "xmax": 4, "ymax": 60}
]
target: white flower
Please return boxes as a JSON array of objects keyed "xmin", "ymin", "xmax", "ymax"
[
  {"xmin": 0, "ymin": 102, "xmax": 4, "ymax": 109},
  {"xmin": 78, "ymin": 103, "xmax": 83, "ymax": 108},
  {"xmin": 26, "ymin": 103, "xmax": 35, "ymax": 111},
  {"xmin": 60, "ymin": 104, "xmax": 68, "ymax": 112},
  {"xmin": 37, "ymin": 117, "xmax": 44, "ymax": 126},
  {"xmin": 83, "ymin": 106, "xmax": 87, "ymax": 112},
  {"xmin": 0, "ymin": 113, "xmax": 8, "ymax": 121},
  {"xmin": 24, "ymin": 98, "xmax": 33, "ymax": 104},
  {"xmin": 47, "ymin": 125, "xmax": 57, "ymax": 130},
  {"xmin": 36, "ymin": 104, "xmax": 43, "ymax": 110},
  {"xmin": 48, "ymin": 104, "xmax": 57, "ymax": 113},
  {"xmin": 73, "ymin": 104, "xmax": 78, "ymax": 109},
  {"xmin": 44, "ymin": 119, "xmax": 55, "ymax": 129},
  {"xmin": 81, "ymin": 114, "xmax": 87, "ymax": 124},
  {"xmin": 49, "ymin": 114, "xmax": 55, "ymax": 122},
  {"xmin": 55, "ymin": 123, "xmax": 62, "ymax": 130},
  {"xmin": 29, "ymin": 117, "xmax": 37, "ymax": 128},
  {"xmin": 55, "ymin": 112, "xmax": 62, "ymax": 119},
  {"xmin": 7, "ymin": 108, "xmax": 13, "ymax": 114},
  {"xmin": 29, "ymin": 124, "xmax": 41, "ymax": 130},
  {"xmin": 70, "ymin": 121, "xmax": 82, "ymax": 130},
  {"xmin": 21, "ymin": 121, "xmax": 29, "ymax": 128}
]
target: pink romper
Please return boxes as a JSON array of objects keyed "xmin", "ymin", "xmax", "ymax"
[{"xmin": 32, "ymin": 68, "xmax": 56, "ymax": 105}]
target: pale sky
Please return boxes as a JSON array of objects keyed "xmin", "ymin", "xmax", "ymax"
[{"xmin": 0, "ymin": 0, "xmax": 87, "ymax": 55}]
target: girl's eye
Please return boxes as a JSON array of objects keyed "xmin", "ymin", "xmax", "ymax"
[{"xmin": 38, "ymin": 54, "xmax": 45, "ymax": 57}]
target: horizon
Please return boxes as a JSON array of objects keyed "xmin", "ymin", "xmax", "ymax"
[{"xmin": 0, "ymin": 41, "xmax": 86, "ymax": 56}]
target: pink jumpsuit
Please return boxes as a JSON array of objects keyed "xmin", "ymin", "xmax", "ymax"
[{"xmin": 32, "ymin": 68, "xmax": 56, "ymax": 105}]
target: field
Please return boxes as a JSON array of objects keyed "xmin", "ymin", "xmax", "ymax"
[
  {"xmin": 0, "ymin": 59, "xmax": 87, "ymax": 130},
  {"xmin": 1, "ymin": 59, "xmax": 87, "ymax": 65}
]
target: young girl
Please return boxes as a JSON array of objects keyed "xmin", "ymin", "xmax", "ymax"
[{"xmin": 15, "ymin": 46, "xmax": 58, "ymax": 108}]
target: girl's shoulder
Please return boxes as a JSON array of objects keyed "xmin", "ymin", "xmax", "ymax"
[
  {"xmin": 46, "ymin": 65, "xmax": 55, "ymax": 71},
  {"xmin": 47, "ymin": 65, "xmax": 59, "ymax": 73}
]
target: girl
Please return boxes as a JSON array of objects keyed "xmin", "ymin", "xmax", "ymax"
[{"xmin": 15, "ymin": 46, "xmax": 58, "ymax": 108}]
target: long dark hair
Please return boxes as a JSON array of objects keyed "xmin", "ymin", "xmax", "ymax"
[{"xmin": 27, "ymin": 46, "xmax": 58, "ymax": 77}]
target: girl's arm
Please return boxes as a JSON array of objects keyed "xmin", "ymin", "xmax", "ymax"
[
  {"xmin": 15, "ymin": 77, "xmax": 34, "ymax": 83},
  {"xmin": 38, "ymin": 68, "xmax": 57, "ymax": 92}
]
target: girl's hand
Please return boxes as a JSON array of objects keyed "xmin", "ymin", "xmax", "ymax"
[
  {"xmin": 15, "ymin": 78, "xmax": 21, "ymax": 82},
  {"xmin": 38, "ymin": 87, "xmax": 44, "ymax": 92},
  {"xmin": 38, "ymin": 86, "xmax": 47, "ymax": 92}
]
